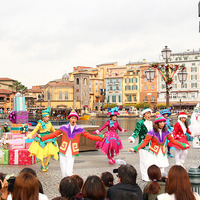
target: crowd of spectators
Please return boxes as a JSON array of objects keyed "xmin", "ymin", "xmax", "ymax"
[{"xmin": 0, "ymin": 164, "xmax": 199, "ymax": 200}]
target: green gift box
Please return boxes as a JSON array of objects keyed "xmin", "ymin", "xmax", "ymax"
[{"xmin": 0, "ymin": 149, "xmax": 9, "ymax": 165}]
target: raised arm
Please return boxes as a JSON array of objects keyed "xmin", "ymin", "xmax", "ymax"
[
  {"xmin": 27, "ymin": 123, "xmax": 41, "ymax": 138},
  {"xmin": 131, "ymin": 121, "xmax": 142, "ymax": 139},
  {"xmin": 130, "ymin": 134, "xmax": 152, "ymax": 153},
  {"xmin": 41, "ymin": 130, "xmax": 62, "ymax": 141},
  {"xmin": 167, "ymin": 134, "xmax": 186, "ymax": 149},
  {"xmin": 97, "ymin": 121, "xmax": 109, "ymax": 133},
  {"xmin": 83, "ymin": 131, "xmax": 103, "ymax": 142}
]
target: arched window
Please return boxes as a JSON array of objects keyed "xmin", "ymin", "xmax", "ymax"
[
  {"xmin": 65, "ymin": 93, "xmax": 68, "ymax": 100},
  {"xmin": 83, "ymin": 78, "xmax": 87, "ymax": 85},
  {"xmin": 76, "ymin": 78, "xmax": 79, "ymax": 85},
  {"xmin": 59, "ymin": 92, "xmax": 63, "ymax": 100}
]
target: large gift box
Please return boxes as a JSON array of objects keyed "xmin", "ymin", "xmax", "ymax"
[
  {"xmin": 3, "ymin": 132, "xmax": 12, "ymax": 140},
  {"xmin": 11, "ymin": 123, "xmax": 28, "ymax": 134},
  {"xmin": 14, "ymin": 111, "xmax": 28, "ymax": 124},
  {"xmin": 0, "ymin": 149, "xmax": 9, "ymax": 165},
  {"xmin": 9, "ymin": 149, "xmax": 35, "ymax": 165},
  {"xmin": 13, "ymin": 93, "xmax": 26, "ymax": 111}
]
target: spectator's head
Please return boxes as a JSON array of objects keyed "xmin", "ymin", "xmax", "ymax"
[
  {"xmin": 59, "ymin": 177, "xmax": 80, "ymax": 200},
  {"xmin": 12, "ymin": 172, "xmax": 39, "ymax": 200},
  {"xmin": 146, "ymin": 165, "xmax": 161, "ymax": 194},
  {"xmin": 114, "ymin": 192, "xmax": 139, "ymax": 200},
  {"xmin": 19, "ymin": 167, "xmax": 37, "ymax": 178},
  {"xmin": 82, "ymin": 175, "xmax": 106, "ymax": 200},
  {"xmin": 100, "ymin": 172, "xmax": 114, "ymax": 187},
  {"xmin": 19, "ymin": 167, "xmax": 43, "ymax": 194},
  {"xmin": 166, "ymin": 165, "xmax": 195, "ymax": 200},
  {"xmin": 118, "ymin": 164, "xmax": 137, "ymax": 185},
  {"xmin": 71, "ymin": 175, "xmax": 84, "ymax": 190}
]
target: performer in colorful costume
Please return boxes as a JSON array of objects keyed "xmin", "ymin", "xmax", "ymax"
[
  {"xmin": 41, "ymin": 110, "xmax": 103, "ymax": 177},
  {"xmin": 160, "ymin": 108, "xmax": 174, "ymax": 157},
  {"xmin": 128, "ymin": 107, "xmax": 153, "ymax": 181},
  {"xmin": 168, "ymin": 112, "xmax": 191, "ymax": 166},
  {"xmin": 94, "ymin": 107, "xmax": 126, "ymax": 165},
  {"xmin": 129, "ymin": 114, "xmax": 189, "ymax": 174},
  {"xmin": 27, "ymin": 107, "xmax": 59, "ymax": 172}
]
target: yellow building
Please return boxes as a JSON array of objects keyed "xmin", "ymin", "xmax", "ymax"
[
  {"xmin": 122, "ymin": 64, "xmax": 140, "ymax": 105},
  {"xmin": 43, "ymin": 73, "xmax": 80, "ymax": 109}
]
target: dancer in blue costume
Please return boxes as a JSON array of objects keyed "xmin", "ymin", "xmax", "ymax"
[{"xmin": 160, "ymin": 108, "xmax": 174, "ymax": 158}]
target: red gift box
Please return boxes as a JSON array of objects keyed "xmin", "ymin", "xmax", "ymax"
[{"xmin": 9, "ymin": 149, "xmax": 35, "ymax": 165}]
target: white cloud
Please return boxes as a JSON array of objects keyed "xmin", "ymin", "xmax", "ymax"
[{"xmin": 0, "ymin": 0, "xmax": 199, "ymax": 87}]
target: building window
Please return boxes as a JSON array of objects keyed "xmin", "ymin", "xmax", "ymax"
[
  {"xmin": 192, "ymin": 63, "xmax": 196, "ymax": 66},
  {"xmin": 144, "ymin": 85, "xmax": 147, "ymax": 90},
  {"xmin": 64, "ymin": 93, "xmax": 68, "ymax": 100},
  {"xmin": 191, "ymin": 83, "xmax": 197, "ymax": 88},
  {"xmin": 83, "ymin": 78, "xmax": 87, "ymax": 85},
  {"xmin": 109, "ymin": 86, "xmax": 113, "ymax": 91},
  {"xmin": 107, "ymin": 96, "xmax": 110, "ymax": 102},
  {"xmin": 59, "ymin": 92, "xmax": 62, "ymax": 100},
  {"xmin": 95, "ymin": 87, "xmax": 98, "ymax": 92},
  {"xmin": 191, "ymin": 75, "xmax": 197, "ymax": 80},
  {"xmin": 89, "ymin": 81, "xmax": 91, "ymax": 85},
  {"xmin": 116, "ymin": 86, "xmax": 119, "ymax": 91},
  {"xmin": 89, "ymin": 87, "xmax": 91, "ymax": 92},
  {"xmin": 112, "ymin": 95, "xmax": 116, "ymax": 102},
  {"xmin": 162, "ymin": 84, "xmax": 165, "ymax": 89},
  {"xmin": 127, "ymin": 95, "xmax": 132, "ymax": 102},
  {"xmin": 100, "ymin": 81, "xmax": 103, "ymax": 85},
  {"xmin": 181, "ymin": 83, "xmax": 187, "ymax": 88},
  {"xmin": 119, "ymin": 95, "xmax": 121, "ymax": 102},
  {"xmin": 133, "ymin": 95, "xmax": 137, "ymax": 102},
  {"xmin": 95, "ymin": 81, "xmax": 98, "ymax": 85},
  {"xmin": 144, "ymin": 96, "xmax": 148, "ymax": 101},
  {"xmin": 151, "ymin": 96, "xmax": 155, "ymax": 102},
  {"xmin": 76, "ymin": 78, "xmax": 79, "ymax": 85},
  {"xmin": 191, "ymin": 67, "xmax": 197, "ymax": 72},
  {"xmin": 151, "ymin": 85, "xmax": 154, "ymax": 90}
]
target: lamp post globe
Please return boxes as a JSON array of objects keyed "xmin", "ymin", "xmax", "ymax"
[{"xmin": 161, "ymin": 46, "xmax": 172, "ymax": 60}]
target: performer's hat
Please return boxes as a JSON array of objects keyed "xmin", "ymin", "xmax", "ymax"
[
  {"xmin": 154, "ymin": 114, "xmax": 166, "ymax": 123},
  {"xmin": 68, "ymin": 110, "xmax": 79, "ymax": 120},
  {"xmin": 42, "ymin": 107, "xmax": 51, "ymax": 118},
  {"xmin": 141, "ymin": 107, "xmax": 152, "ymax": 116},
  {"xmin": 178, "ymin": 112, "xmax": 187, "ymax": 119},
  {"xmin": 160, "ymin": 107, "xmax": 171, "ymax": 117},
  {"xmin": 107, "ymin": 107, "xmax": 120, "ymax": 116}
]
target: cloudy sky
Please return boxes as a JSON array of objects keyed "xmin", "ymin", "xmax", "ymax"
[{"xmin": 0, "ymin": 0, "xmax": 199, "ymax": 88}]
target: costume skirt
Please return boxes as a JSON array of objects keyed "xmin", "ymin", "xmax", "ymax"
[
  {"xmin": 168, "ymin": 135, "xmax": 190, "ymax": 150},
  {"xmin": 95, "ymin": 131, "xmax": 123, "ymax": 155},
  {"xmin": 28, "ymin": 137, "xmax": 59, "ymax": 161},
  {"xmin": 146, "ymin": 149, "xmax": 169, "ymax": 168}
]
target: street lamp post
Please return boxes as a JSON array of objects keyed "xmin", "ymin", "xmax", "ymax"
[
  {"xmin": 161, "ymin": 46, "xmax": 172, "ymax": 108},
  {"xmin": 145, "ymin": 46, "xmax": 187, "ymax": 109}
]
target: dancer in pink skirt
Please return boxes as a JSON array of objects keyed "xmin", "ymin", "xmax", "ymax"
[{"xmin": 94, "ymin": 107, "xmax": 126, "ymax": 164}]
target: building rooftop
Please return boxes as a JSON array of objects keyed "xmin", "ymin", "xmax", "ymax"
[
  {"xmin": 0, "ymin": 89, "xmax": 13, "ymax": 94},
  {"xmin": 0, "ymin": 78, "xmax": 15, "ymax": 81}
]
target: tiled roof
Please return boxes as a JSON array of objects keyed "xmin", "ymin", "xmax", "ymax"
[
  {"xmin": 0, "ymin": 89, "xmax": 13, "ymax": 94},
  {"xmin": 47, "ymin": 81, "xmax": 74, "ymax": 87},
  {"xmin": 0, "ymin": 78, "xmax": 15, "ymax": 81}
]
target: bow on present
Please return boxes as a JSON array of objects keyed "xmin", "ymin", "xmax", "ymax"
[
  {"xmin": 108, "ymin": 107, "xmax": 119, "ymax": 115},
  {"xmin": 20, "ymin": 124, "xmax": 28, "ymax": 133},
  {"xmin": 8, "ymin": 111, "xmax": 16, "ymax": 123}
]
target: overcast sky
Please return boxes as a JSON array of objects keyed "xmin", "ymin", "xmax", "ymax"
[{"xmin": 0, "ymin": 0, "xmax": 199, "ymax": 88}]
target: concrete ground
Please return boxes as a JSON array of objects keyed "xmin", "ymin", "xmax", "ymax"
[{"xmin": 0, "ymin": 134, "xmax": 199, "ymax": 199}]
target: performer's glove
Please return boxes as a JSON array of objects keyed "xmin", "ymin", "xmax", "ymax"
[
  {"xmin": 95, "ymin": 130, "xmax": 101, "ymax": 135},
  {"xmin": 121, "ymin": 129, "xmax": 127, "ymax": 133},
  {"xmin": 128, "ymin": 136, "xmax": 135, "ymax": 143}
]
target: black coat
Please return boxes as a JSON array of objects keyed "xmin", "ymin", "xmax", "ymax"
[{"xmin": 107, "ymin": 183, "xmax": 142, "ymax": 200}]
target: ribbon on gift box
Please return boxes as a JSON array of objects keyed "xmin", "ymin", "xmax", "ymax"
[
  {"xmin": 8, "ymin": 111, "xmax": 16, "ymax": 123},
  {"xmin": 14, "ymin": 150, "xmax": 19, "ymax": 165},
  {"xmin": 11, "ymin": 124, "xmax": 28, "ymax": 133}
]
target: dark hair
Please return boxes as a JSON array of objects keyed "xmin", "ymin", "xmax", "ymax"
[
  {"xmin": 19, "ymin": 167, "xmax": 37, "ymax": 178},
  {"xmin": 146, "ymin": 165, "xmax": 161, "ymax": 194},
  {"xmin": 38, "ymin": 180, "xmax": 44, "ymax": 194},
  {"xmin": 59, "ymin": 177, "xmax": 80, "ymax": 200},
  {"xmin": 118, "ymin": 164, "xmax": 137, "ymax": 185},
  {"xmin": 110, "ymin": 115, "xmax": 117, "ymax": 119},
  {"xmin": 153, "ymin": 122, "xmax": 167, "ymax": 133},
  {"xmin": 101, "ymin": 172, "xmax": 114, "ymax": 187},
  {"xmin": 166, "ymin": 165, "xmax": 195, "ymax": 200},
  {"xmin": 52, "ymin": 197, "xmax": 67, "ymax": 200},
  {"xmin": 82, "ymin": 175, "xmax": 106, "ymax": 200},
  {"xmin": 114, "ymin": 192, "xmax": 139, "ymax": 200},
  {"xmin": 179, "ymin": 117, "xmax": 188, "ymax": 128},
  {"xmin": 71, "ymin": 175, "xmax": 84, "ymax": 190},
  {"xmin": 12, "ymin": 172, "xmax": 39, "ymax": 200}
]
